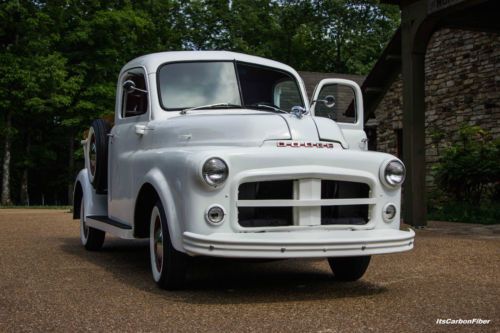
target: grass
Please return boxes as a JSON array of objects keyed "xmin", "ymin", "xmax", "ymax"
[{"xmin": 428, "ymin": 201, "xmax": 500, "ymax": 225}]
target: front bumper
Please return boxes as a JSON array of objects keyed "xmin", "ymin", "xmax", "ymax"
[{"xmin": 183, "ymin": 228, "xmax": 415, "ymax": 258}]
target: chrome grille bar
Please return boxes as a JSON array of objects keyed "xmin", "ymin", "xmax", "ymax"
[{"xmin": 237, "ymin": 198, "xmax": 377, "ymax": 207}]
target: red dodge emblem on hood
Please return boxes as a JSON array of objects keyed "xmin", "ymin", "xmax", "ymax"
[{"xmin": 276, "ymin": 141, "xmax": 334, "ymax": 148}]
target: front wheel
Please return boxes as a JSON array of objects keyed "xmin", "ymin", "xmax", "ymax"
[
  {"xmin": 79, "ymin": 198, "xmax": 105, "ymax": 251},
  {"xmin": 149, "ymin": 200, "xmax": 188, "ymax": 290},
  {"xmin": 328, "ymin": 256, "xmax": 371, "ymax": 281}
]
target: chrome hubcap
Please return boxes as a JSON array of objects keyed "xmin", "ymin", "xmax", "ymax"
[{"xmin": 153, "ymin": 216, "xmax": 163, "ymax": 273}]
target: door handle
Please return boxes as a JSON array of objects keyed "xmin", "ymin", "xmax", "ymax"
[
  {"xmin": 135, "ymin": 124, "xmax": 150, "ymax": 136},
  {"xmin": 359, "ymin": 138, "xmax": 368, "ymax": 149}
]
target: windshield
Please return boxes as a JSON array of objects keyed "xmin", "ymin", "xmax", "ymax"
[{"xmin": 158, "ymin": 61, "xmax": 303, "ymax": 111}]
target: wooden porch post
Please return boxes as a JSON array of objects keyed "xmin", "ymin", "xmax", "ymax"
[{"xmin": 401, "ymin": 1, "xmax": 429, "ymax": 227}]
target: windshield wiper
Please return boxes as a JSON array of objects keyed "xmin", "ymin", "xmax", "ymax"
[
  {"xmin": 180, "ymin": 103, "xmax": 242, "ymax": 114},
  {"xmin": 244, "ymin": 104, "xmax": 288, "ymax": 114}
]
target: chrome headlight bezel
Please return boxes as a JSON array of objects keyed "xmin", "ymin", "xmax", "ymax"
[
  {"xmin": 201, "ymin": 157, "xmax": 229, "ymax": 188},
  {"xmin": 380, "ymin": 159, "xmax": 406, "ymax": 188},
  {"xmin": 382, "ymin": 203, "xmax": 397, "ymax": 222},
  {"xmin": 205, "ymin": 204, "xmax": 226, "ymax": 224}
]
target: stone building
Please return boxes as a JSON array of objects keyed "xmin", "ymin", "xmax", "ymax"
[
  {"xmin": 372, "ymin": 28, "xmax": 500, "ymax": 187},
  {"xmin": 300, "ymin": 28, "xmax": 500, "ymax": 189}
]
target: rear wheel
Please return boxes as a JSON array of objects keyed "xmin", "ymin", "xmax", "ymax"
[
  {"xmin": 79, "ymin": 198, "xmax": 105, "ymax": 251},
  {"xmin": 328, "ymin": 256, "xmax": 371, "ymax": 281},
  {"xmin": 149, "ymin": 200, "xmax": 188, "ymax": 290}
]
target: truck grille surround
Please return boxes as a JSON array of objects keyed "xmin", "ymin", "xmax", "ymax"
[{"xmin": 237, "ymin": 179, "xmax": 371, "ymax": 228}]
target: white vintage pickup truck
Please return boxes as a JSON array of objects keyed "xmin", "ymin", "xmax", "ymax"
[{"xmin": 73, "ymin": 51, "xmax": 415, "ymax": 289}]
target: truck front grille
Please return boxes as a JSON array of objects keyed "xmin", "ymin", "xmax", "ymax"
[
  {"xmin": 237, "ymin": 179, "xmax": 371, "ymax": 228},
  {"xmin": 238, "ymin": 180, "xmax": 294, "ymax": 228},
  {"xmin": 321, "ymin": 180, "xmax": 370, "ymax": 225}
]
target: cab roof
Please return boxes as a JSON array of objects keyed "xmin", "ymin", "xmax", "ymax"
[{"xmin": 121, "ymin": 51, "xmax": 300, "ymax": 77}]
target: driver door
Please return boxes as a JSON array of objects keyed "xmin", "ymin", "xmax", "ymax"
[{"xmin": 108, "ymin": 67, "xmax": 150, "ymax": 225}]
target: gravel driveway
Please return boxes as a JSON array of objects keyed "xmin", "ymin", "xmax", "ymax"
[{"xmin": 0, "ymin": 209, "xmax": 498, "ymax": 332}]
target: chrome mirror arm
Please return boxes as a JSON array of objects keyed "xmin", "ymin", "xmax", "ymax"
[{"xmin": 291, "ymin": 106, "xmax": 307, "ymax": 119}]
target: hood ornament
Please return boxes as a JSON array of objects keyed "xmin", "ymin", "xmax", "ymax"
[{"xmin": 291, "ymin": 106, "xmax": 307, "ymax": 119}]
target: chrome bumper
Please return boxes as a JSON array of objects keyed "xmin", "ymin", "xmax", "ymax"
[{"xmin": 183, "ymin": 228, "xmax": 415, "ymax": 258}]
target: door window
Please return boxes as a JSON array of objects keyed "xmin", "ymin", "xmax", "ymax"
[
  {"xmin": 122, "ymin": 69, "xmax": 148, "ymax": 118},
  {"xmin": 315, "ymin": 84, "xmax": 357, "ymax": 123}
]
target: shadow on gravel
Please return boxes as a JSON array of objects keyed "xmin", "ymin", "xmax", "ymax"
[{"xmin": 59, "ymin": 237, "xmax": 388, "ymax": 304}]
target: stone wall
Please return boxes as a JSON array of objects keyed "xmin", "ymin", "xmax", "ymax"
[
  {"xmin": 371, "ymin": 75, "xmax": 403, "ymax": 155},
  {"xmin": 373, "ymin": 28, "xmax": 500, "ymax": 188}
]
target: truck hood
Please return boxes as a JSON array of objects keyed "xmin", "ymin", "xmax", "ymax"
[{"xmin": 152, "ymin": 111, "xmax": 347, "ymax": 148}]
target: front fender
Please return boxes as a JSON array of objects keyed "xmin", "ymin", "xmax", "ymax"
[{"xmin": 139, "ymin": 168, "xmax": 183, "ymax": 252}]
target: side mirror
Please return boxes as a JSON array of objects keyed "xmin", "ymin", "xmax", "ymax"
[
  {"xmin": 312, "ymin": 95, "xmax": 336, "ymax": 109},
  {"xmin": 123, "ymin": 80, "xmax": 148, "ymax": 94},
  {"xmin": 323, "ymin": 95, "xmax": 336, "ymax": 108},
  {"xmin": 123, "ymin": 80, "xmax": 136, "ymax": 92}
]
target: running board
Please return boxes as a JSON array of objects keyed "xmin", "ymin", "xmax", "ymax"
[{"xmin": 87, "ymin": 215, "xmax": 132, "ymax": 229}]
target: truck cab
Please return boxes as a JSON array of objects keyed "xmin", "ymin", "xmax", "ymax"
[{"xmin": 73, "ymin": 51, "xmax": 414, "ymax": 290}]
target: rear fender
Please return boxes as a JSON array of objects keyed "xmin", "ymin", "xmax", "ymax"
[{"xmin": 74, "ymin": 169, "xmax": 107, "ymax": 220}]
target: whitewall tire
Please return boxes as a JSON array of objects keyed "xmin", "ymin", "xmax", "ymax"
[
  {"xmin": 149, "ymin": 200, "xmax": 188, "ymax": 290},
  {"xmin": 79, "ymin": 198, "xmax": 105, "ymax": 251}
]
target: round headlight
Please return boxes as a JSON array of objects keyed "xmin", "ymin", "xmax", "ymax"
[
  {"xmin": 384, "ymin": 160, "xmax": 406, "ymax": 186},
  {"xmin": 202, "ymin": 158, "xmax": 228, "ymax": 187}
]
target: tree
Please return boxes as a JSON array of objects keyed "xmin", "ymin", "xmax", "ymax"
[
  {"xmin": 45, "ymin": 0, "xmax": 162, "ymax": 203},
  {"xmin": 0, "ymin": 1, "xmax": 76, "ymax": 205},
  {"xmin": 226, "ymin": 0, "xmax": 281, "ymax": 57},
  {"xmin": 312, "ymin": 0, "xmax": 400, "ymax": 74}
]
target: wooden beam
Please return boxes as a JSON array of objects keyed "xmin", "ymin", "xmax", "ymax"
[{"xmin": 400, "ymin": 0, "xmax": 429, "ymax": 227}]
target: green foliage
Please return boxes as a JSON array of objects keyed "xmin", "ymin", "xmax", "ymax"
[
  {"xmin": 311, "ymin": 0, "xmax": 400, "ymax": 74},
  {"xmin": 171, "ymin": 0, "xmax": 401, "ymax": 74},
  {"xmin": 433, "ymin": 125, "xmax": 500, "ymax": 204},
  {"xmin": 428, "ymin": 200, "xmax": 500, "ymax": 225}
]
